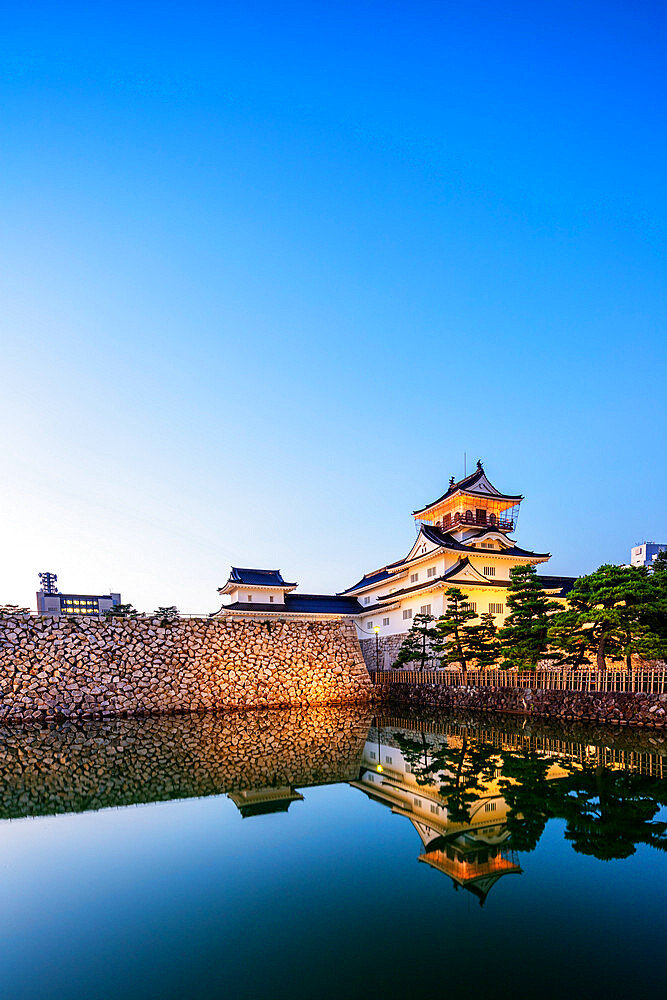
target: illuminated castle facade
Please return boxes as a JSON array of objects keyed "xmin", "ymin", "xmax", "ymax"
[
  {"xmin": 218, "ymin": 462, "xmax": 574, "ymax": 656},
  {"xmin": 340, "ymin": 461, "xmax": 573, "ymax": 643}
]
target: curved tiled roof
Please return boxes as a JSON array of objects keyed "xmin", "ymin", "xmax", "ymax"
[
  {"xmin": 338, "ymin": 567, "xmax": 395, "ymax": 595},
  {"xmin": 413, "ymin": 466, "xmax": 523, "ymax": 516},
  {"xmin": 536, "ymin": 574, "xmax": 577, "ymax": 597},
  {"xmin": 223, "ymin": 593, "xmax": 364, "ymax": 614},
  {"xmin": 228, "ymin": 567, "xmax": 297, "ymax": 587},
  {"xmin": 374, "ymin": 559, "xmax": 480, "ymax": 601},
  {"xmin": 420, "ymin": 525, "xmax": 549, "ymax": 559}
]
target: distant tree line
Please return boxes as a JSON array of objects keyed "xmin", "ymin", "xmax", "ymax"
[
  {"xmin": 103, "ymin": 604, "xmax": 181, "ymax": 622},
  {"xmin": 394, "ymin": 552, "xmax": 667, "ymax": 671}
]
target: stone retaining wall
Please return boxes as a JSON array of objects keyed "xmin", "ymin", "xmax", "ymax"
[
  {"xmin": 360, "ymin": 633, "xmax": 406, "ymax": 670},
  {"xmin": 0, "ymin": 614, "xmax": 371, "ymax": 722},
  {"xmin": 373, "ymin": 681, "xmax": 667, "ymax": 728}
]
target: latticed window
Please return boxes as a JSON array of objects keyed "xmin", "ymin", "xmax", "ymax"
[
  {"xmin": 489, "ymin": 602, "xmax": 504, "ymax": 614},
  {"xmin": 483, "ymin": 565, "xmax": 496, "ymax": 576}
]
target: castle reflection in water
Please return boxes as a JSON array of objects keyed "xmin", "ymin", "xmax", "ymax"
[
  {"xmin": 352, "ymin": 724, "xmax": 526, "ymax": 903},
  {"xmin": 0, "ymin": 706, "xmax": 664, "ymax": 903}
]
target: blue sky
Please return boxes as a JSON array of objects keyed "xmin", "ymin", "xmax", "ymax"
[{"xmin": 1, "ymin": 1, "xmax": 665, "ymax": 612}]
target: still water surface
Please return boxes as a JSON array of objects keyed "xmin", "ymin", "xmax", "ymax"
[{"xmin": 0, "ymin": 707, "xmax": 664, "ymax": 999}]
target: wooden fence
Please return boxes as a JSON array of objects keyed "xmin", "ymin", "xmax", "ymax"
[{"xmin": 370, "ymin": 667, "xmax": 667, "ymax": 693}]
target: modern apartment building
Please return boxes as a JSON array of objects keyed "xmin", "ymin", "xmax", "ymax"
[
  {"xmin": 36, "ymin": 571, "xmax": 121, "ymax": 617},
  {"xmin": 630, "ymin": 542, "xmax": 667, "ymax": 569}
]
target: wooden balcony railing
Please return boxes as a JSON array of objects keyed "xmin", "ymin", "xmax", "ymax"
[{"xmin": 419, "ymin": 511, "xmax": 514, "ymax": 531}]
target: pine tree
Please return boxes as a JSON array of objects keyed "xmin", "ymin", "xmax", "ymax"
[
  {"xmin": 103, "ymin": 603, "xmax": 140, "ymax": 619},
  {"xmin": 547, "ymin": 607, "xmax": 589, "ymax": 668},
  {"xmin": 433, "ymin": 587, "xmax": 479, "ymax": 670},
  {"xmin": 155, "ymin": 605, "xmax": 180, "ymax": 622},
  {"xmin": 394, "ymin": 613, "xmax": 439, "ymax": 669},
  {"xmin": 646, "ymin": 551, "xmax": 667, "ymax": 654},
  {"xmin": 498, "ymin": 565, "xmax": 560, "ymax": 670},
  {"xmin": 465, "ymin": 612, "xmax": 501, "ymax": 669},
  {"xmin": 558, "ymin": 564, "xmax": 667, "ymax": 670}
]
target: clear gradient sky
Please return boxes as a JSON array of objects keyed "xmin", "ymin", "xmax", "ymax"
[{"xmin": 1, "ymin": 1, "xmax": 665, "ymax": 613}]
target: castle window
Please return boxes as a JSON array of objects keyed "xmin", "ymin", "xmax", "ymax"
[
  {"xmin": 269, "ymin": 595, "xmax": 274, "ymax": 603},
  {"xmin": 385, "ymin": 755, "xmax": 393, "ymax": 765},
  {"xmin": 364, "ymin": 596, "xmax": 370, "ymax": 605},
  {"xmin": 410, "ymin": 573, "xmax": 418, "ymax": 583},
  {"xmin": 247, "ymin": 594, "xmax": 252, "ymax": 602},
  {"xmin": 489, "ymin": 603, "xmax": 504, "ymax": 614},
  {"xmin": 483, "ymin": 566, "xmax": 496, "ymax": 577},
  {"xmin": 420, "ymin": 604, "xmax": 431, "ymax": 615},
  {"xmin": 403, "ymin": 609, "xmax": 413, "ymax": 620},
  {"xmin": 427, "ymin": 566, "xmax": 437, "ymax": 578},
  {"xmin": 382, "ymin": 617, "xmax": 390, "ymax": 626},
  {"xmin": 462, "ymin": 602, "xmax": 476, "ymax": 612},
  {"xmin": 367, "ymin": 621, "xmax": 373, "ymax": 629}
]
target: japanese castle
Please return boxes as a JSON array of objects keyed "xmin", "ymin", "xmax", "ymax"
[{"xmin": 218, "ymin": 461, "xmax": 574, "ymax": 641}]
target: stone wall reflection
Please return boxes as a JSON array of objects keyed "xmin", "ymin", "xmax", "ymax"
[{"xmin": 0, "ymin": 706, "xmax": 372, "ymax": 820}]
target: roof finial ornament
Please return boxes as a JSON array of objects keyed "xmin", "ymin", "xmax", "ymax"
[
  {"xmin": 476, "ymin": 458, "xmax": 483, "ymax": 471},
  {"xmin": 449, "ymin": 476, "xmax": 455, "ymax": 487}
]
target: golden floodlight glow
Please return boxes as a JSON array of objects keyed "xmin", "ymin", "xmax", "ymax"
[{"xmin": 373, "ymin": 625, "xmax": 380, "ymax": 634}]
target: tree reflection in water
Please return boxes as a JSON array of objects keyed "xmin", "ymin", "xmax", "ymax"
[{"xmin": 353, "ymin": 716, "xmax": 666, "ymax": 901}]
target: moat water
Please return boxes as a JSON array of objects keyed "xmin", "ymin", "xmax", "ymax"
[{"xmin": 0, "ymin": 706, "xmax": 664, "ymax": 1000}]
